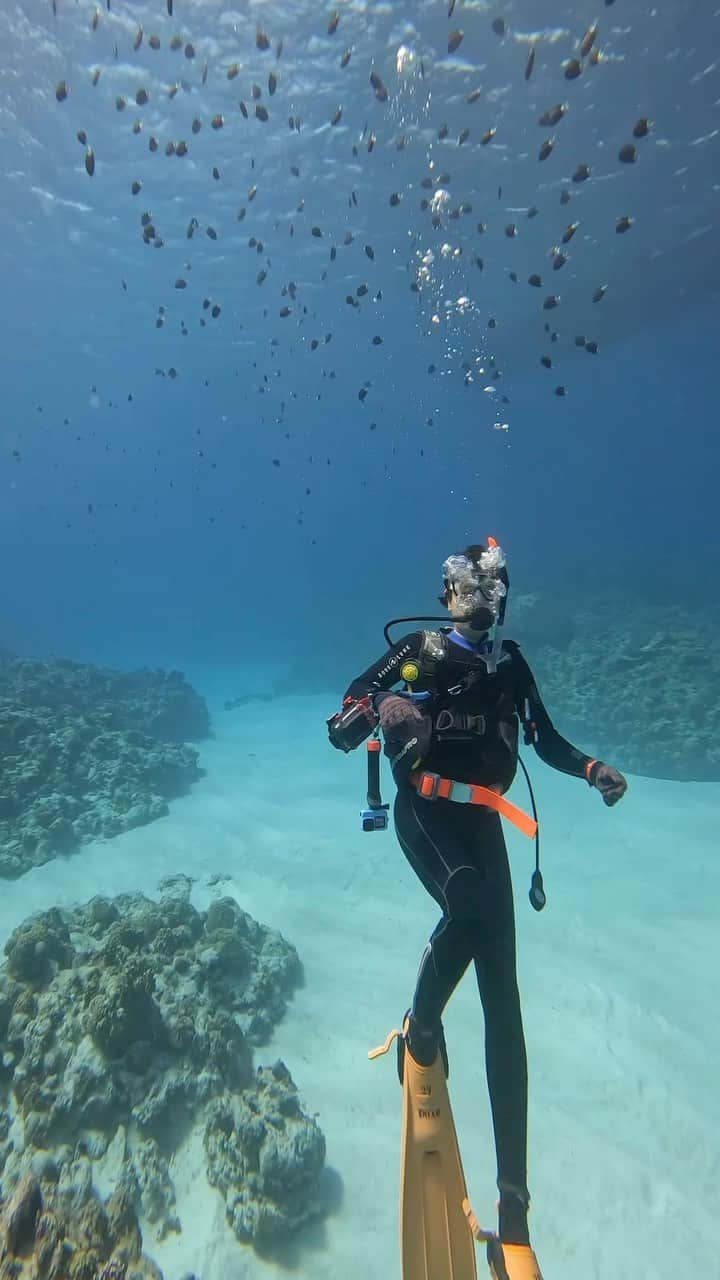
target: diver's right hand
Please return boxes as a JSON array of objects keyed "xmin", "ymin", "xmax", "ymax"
[{"xmin": 373, "ymin": 693, "xmax": 423, "ymax": 731}]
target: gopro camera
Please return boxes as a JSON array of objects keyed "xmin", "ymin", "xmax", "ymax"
[{"xmin": 361, "ymin": 807, "xmax": 389, "ymax": 832}]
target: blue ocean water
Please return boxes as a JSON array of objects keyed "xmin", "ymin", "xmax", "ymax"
[{"xmin": 1, "ymin": 2, "xmax": 718, "ymax": 1277}]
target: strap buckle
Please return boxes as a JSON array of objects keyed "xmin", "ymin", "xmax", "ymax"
[
  {"xmin": 416, "ymin": 771, "xmax": 441, "ymax": 801},
  {"xmin": 447, "ymin": 781, "xmax": 474, "ymax": 804}
]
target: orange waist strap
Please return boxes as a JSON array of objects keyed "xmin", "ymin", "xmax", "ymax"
[{"xmin": 409, "ymin": 771, "xmax": 538, "ymax": 840}]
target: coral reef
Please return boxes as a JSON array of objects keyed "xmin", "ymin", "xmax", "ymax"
[
  {"xmin": 0, "ymin": 654, "xmax": 210, "ymax": 877},
  {"xmin": 0, "ymin": 1170, "xmax": 162, "ymax": 1279},
  {"xmin": 0, "ymin": 883, "xmax": 325, "ymax": 1267},
  {"xmin": 514, "ymin": 596, "xmax": 720, "ymax": 780},
  {"xmin": 205, "ymin": 1063, "xmax": 326, "ymax": 1246}
]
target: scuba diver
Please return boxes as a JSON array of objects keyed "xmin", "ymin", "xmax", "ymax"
[{"xmin": 327, "ymin": 539, "xmax": 627, "ymax": 1280}]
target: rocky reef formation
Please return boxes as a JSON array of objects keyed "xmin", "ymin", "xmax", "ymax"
[
  {"xmin": 514, "ymin": 597, "xmax": 720, "ymax": 781},
  {"xmin": 0, "ymin": 654, "xmax": 211, "ymax": 877},
  {"xmin": 0, "ymin": 882, "xmax": 326, "ymax": 1274}
]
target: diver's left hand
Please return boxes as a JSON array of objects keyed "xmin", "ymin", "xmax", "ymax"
[{"xmin": 592, "ymin": 763, "xmax": 628, "ymax": 806}]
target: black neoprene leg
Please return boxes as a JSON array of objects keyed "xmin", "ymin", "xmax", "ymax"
[{"xmin": 393, "ymin": 787, "xmax": 530, "ymax": 1244}]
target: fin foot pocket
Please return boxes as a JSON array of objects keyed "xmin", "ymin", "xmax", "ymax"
[{"xmin": 487, "ymin": 1242, "xmax": 543, "ymax": 1280}]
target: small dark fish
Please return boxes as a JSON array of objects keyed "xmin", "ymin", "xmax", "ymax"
[
  {"xmin": 168, "ymin": 84, "xmax": 179, "ymax": 100},
  {"xmin": 356, "ymin": 284, "xmax": 368, "ymax": 296},
  {"xmin": 616, "ymin": 215, "xmax": 634, "ymax": 233},
  {"xmin": 579, "ymin": 22, "xmax": 598, "ymax": 59},
  {"xmin": 185, "ymin": 44, "xmax": 195, "ymax": 60},
  {"xmin": 389, "ymin": 192, "xmax": 401, "ymax": 207},
  {"xmin": 165, "ymin": 141, "xmax": 176, "ymax": 156},
  {"xmin": 492, "ymin": 18, "xmax": 506, "ymax": 36},
  {"xmin": 248, "ymin": 185, "xmax": 257, "ymax": 201},
  {"xmin": 480, "ymin": 128, "xmax": 496, "ymax": 145},
  {"xmin": 593, "ymin": 285, "xmax": 607, "ymax": 303},
  {"xmin": 340, "ymin": 49, "xmax": 352, "ymax": 68},
  {"xmin": 268, "ymin": 72, "xmax": 277, "ymax": 95},
  {"xmin": 227, "ymin": 64, "xmax": 240, "ymax": 80},
  {"xmin": 191, "ymin": 118, "xmax": 202, "ymax": 135},
  {"xmin": 91, "ymin": 8, "xmax": 99, "ymax": 30},
  {"xmin": 256, "ymin": 27, "xmax": 270, "ymax": 51},
  {"xmin": 543, "ymin": 295, "xmax": 560, "ymax": 309},
  {"xmin": 372, "ymin": 335, "xmax": 383, "ymax": 346},
  {"xmin": 167, "ymin": 0, "xmax": 173, "ymax": 14},
  {"xmin": 311, "ymin": 226, "xmax": 323, "ymax": 237},
  {"xmin": 539, "ymin": 104, "xmax": 567, "ymax": 127},
  {"xmin": 458, "ymin": 127, "xmax": 470, "ymax": 145},
  {"xmin": 477, "ymin": 221, "xmax": 487, "ymax": 234},
  {"xmin": 475, "ymin": 257, "xmax": 484, "ymax": 270},
  {"xmin": 562, "ymin": 222, "xmax": 579, "ymax": 243},
  {"xmin": 252, "ymin": 83, "xmax": 262, "ymax": 99},
  {"xmin": 525, "ymin": 47, "xmax": 536, "ymax": 81},
  {"xmin": 141, "ymin": 212, "xmax": 152, "ymax": 226},
  {"xmin": 564, "ymin": 59, "xmax": 582, "ymax": 80},
  {"xmin": 170, "ymin": 35, "xmax": 183, "ymax": 51},
  {"xmin": 509, "ymin": 271, "xmax": 518, "ymax": 282},
  {"xmin": 528, "ymin": 274, "xmax": 542, "ymax": 287},
  {"xmin": 149, "ymin": 136, "xmax": 158, "ymax": 151},
  {"xmin": 487, "ymin": 317, "xmax": 497, "ymax": 329},
  {"xmin": 279, "ymin": 306, "xmax": 291, "ymax": 318},
  {"xmin": 85, "ymin": 147, "xmax": 95, "ymax": 176},
  {"xmin": 92, "ymin": 68, "xmax": 101, "ymax": 85},
  {"xmin": 148, "ymin": 35, "xmax": 160, "ymax": 50},
  {"xmin": 239, "ymin": 101, "xmax": 248, "ymax": 119},
  {"xmin": 132, "ymin": 121, "xmax": 142, "ymax": 135},
  {"xmin": 331, "ymin": 106, "xmax": 343, "ymax": 126},
  {"xmin": 574, "ymin": 335, "xmax": 586, "ymax": 347},
  {"xmin": 256, "ymin": 105, "xmax": 269, "ymax": 122},
  {"xmin": 633, "ymin": 117, "xmax": 652, "ymax": 138},
  {"xmin": 211, "ymin": 305, "xmax": 221, "ymax": 318},
  {"xmin": 56, "ymin": 81, "xmax": 69, "ymax": 102},
  {"xmin": 175, "ymin": 279, "xmax": 187, "ymax": 289},
  {"xmin": 131, "ymin": 180, "xmax": 141, "ymax": 194},
  {"xmin": 572, "ymin": 163, "xmax": 591, "ymax": 182},
  {"xmin": 505, "ymin": 224, "xmax": 518, "ymax": 238},
  {"xmin": 438, "ymin": 124, "xmax": 449, "ymax": 140},
  {"xmin": 211, "ymin": 114, "xmax": 224, "ymax": 129},
  {"xmin": 133, "ymin": 26, "xmax": 143, "ymax": 51},
  {"xmin": 358, "ymin": 387, "xmax": 368, "ymax": 401},
  {"xmin": 202, "ymin": 61, "xmax": 208, "ymax": 85},
  {"xmin": 207, "ymin": 227, "xmax": 218, "ymax": 240},
  {"xmin": 136, "ymin": 88, "xmax": 149, "ymax": 106},
  {"xmin": 77, "ymin": 129, "xmax": 87, "ymax": 144},
  {"xmin": 467, "ymin": 88, "xmax": 482, "ymax": 104},
  {"xmin": 115, "ymin": 96, "xmax": 126, "ymax": 111},
  {"xmin": 618, "ymin": 143, "xmax": 637, "ymax": 163},
  {"xmin": 367, "ymin": 133, "xmax": 376, "ymax": 152},
  {"xmin": 539, "ymin": 137, "xmax": 555, "ymax": 161},
  {"xmin": 186, "ymin": 218, "xmax": 198, "ymax": 239},
  {"xmin": 555, "ymin": 386, "xmax": 566, "ymax": 397},
  {"xmin": 365, "ymin": 244, "xmax": 375, "ymax": 259},
  {"xmin": 560, "ymin": 189, "xmax": 571, "ymax": 205},
  {"xmin": 448, "ymin": 0, "xmax": 456, "ymax": 16},
  {"xmin": 257, "ymin": 269, "xmax": 267, "ymax": 285},
  {"xmin": 328, "ymin": 10, "xmax": 340, "ymax": 35},
  {"xmin": 370, "ymin": 71, "xmax": 388, "ymax": 102},
  {"xmin": 448, "ymin": 30, "xmax": 463, "ymax": 54},
  {"xmin": 552, "ymin": 251, "xmax": 567, "ymax": 270},
  {"xmin": 541, "ymin": 356, "xmax": 552, "ymax": 368},
  {"xmin": 585, "ymin": 340, "xmax": 599, "ymax": 354}
]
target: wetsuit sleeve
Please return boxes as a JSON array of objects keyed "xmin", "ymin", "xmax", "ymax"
[
  {"xmin": 513, "ymin": 648, "xmax": 596, "ymax": 780},
  {"xmin": 343, "ymin": 632, "xmax": 425, "ymax": 704}
]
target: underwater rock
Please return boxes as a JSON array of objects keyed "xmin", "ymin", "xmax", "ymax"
[
  {"xmin": 515, "ymin": 595, "xmax": 720, "ymax": 780},
  {"xmin": 0, "ymin": 656, "xmax": 210, "ymax": 876},
  {"xmin": 0, "ymin": 1169, "xmax": 161, "ymax": 1278},
  {"xmin": 0, "ymin": 888, "xmax": 315, "ymax": 1256},
  {"xmin": 204, "ymin": 1062, "xmax": 327, "ymax": 1246}
]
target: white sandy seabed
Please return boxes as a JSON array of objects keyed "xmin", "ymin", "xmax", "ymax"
[{"xmin": 1, "ymin": 680, "xmax": 718, "ymax": 1280}]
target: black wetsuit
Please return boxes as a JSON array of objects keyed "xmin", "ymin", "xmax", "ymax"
[{"xmin": 344, "ymin": 627, "xmax": 595, "ymax": 1243}]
